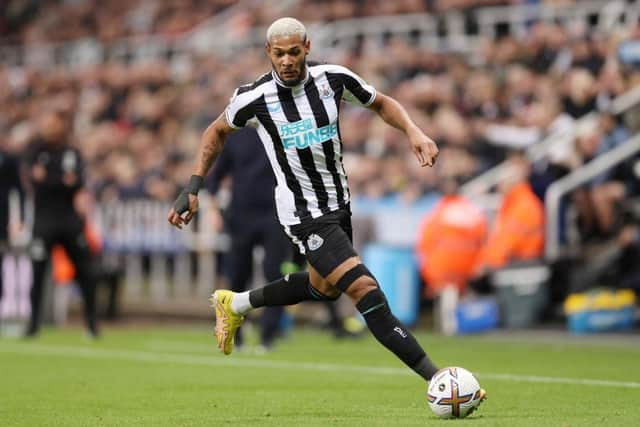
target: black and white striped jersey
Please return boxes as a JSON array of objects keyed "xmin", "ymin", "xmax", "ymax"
[{"xmin": 224, "ymin": 63, "xmax": 377, "ymax": 226}]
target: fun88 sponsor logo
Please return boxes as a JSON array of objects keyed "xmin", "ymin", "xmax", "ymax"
[{"xmin": 279, "ymin": 119, "xmax": 338, "ymax": 149}]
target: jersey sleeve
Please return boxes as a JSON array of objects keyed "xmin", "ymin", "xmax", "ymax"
[
  {"xmin": 334, "ymin": 65, "xmax": 377, "ymax": 107},
  {"xmin": 224, "ymin": 87, "xmax": 256, "ymax": 129}
]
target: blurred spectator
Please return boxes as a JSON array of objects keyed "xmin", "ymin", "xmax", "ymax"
[
  {"xmin": 0, "ymin": 134, "xmax": 23, "ymax": 306},
  {"xmin": 415, "ymin": 175, "xmax": 487, "ymax": 298},
  {"xmin": 562, "ymin": 68, "xmax": 598, "ymax": 119},
  {"xmin": 23, "ymin": 110, "xmax": 99, "ymax": 337},
  {"xmin": 475, "ymin": 151, "xmax": 545, "ymax": 275},
  {"xmin": 562, "ymin": 113, "xmax": 635, "ymax": 241}
]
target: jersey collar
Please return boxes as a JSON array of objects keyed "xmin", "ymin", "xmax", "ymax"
[{"xmin": 272, "ymin": 66, "xmax": 310, "ymax": 89}]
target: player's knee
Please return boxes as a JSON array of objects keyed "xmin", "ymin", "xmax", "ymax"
[
  {"xmin": 334, "ymin": 263, "xmax": 378, "ymax": 301},
  {"xmin": 309, "ymin": 277, "xmax": 341, "ymax": 300},
  {"xmin": 346, "ymin": 277, "xmax": 378, "ymax": 303},
  {"xmin": 317, "ymin": 285, "xmax": 341, "ymax": 300}
]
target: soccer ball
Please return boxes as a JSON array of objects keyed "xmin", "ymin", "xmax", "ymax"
[{"xmin": 427, "ymin": 367, "xmax": 482, "ymax": 419}]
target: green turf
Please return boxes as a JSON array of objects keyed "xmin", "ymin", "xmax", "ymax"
[{"xmin": 1, "ymin": 326, "xmax": 639, "ymax": 426}]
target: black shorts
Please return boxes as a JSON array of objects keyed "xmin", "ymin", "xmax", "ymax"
[{"xmin": 284, "ymin": 209, "xmax": 357, "ymax": 277}]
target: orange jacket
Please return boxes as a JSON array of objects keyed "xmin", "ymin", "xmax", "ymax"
[
  {"xmin": 52, "ymin": 224, "xmax": 102, "ymax": 285},
  {"xmin": 416, "ymin": 195, "xmax": 487, "ymax": 296},
  {"xmin": 478, "ymin": 182, "xmax": 545, "ymax": 270}
]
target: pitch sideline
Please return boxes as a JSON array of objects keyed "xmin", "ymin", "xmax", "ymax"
[{"xmin": 1, "ymin": 342, "xmax": 639, "ymax": 389}]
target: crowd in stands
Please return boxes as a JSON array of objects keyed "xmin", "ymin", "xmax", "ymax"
[
  {"xmin": 1, "ymin": 0, "xmax": 577, "ymax": 45},
  {"xmin": 1, "ymin": 16, "xmax": 638, "ymax": 200},
  {"xmin": 1, "ymin": 0, "xmax": 236, "ymax": 44}
]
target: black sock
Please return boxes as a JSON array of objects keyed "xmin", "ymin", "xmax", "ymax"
[
  {"xmin": 356, "ymin": 288, "xmax": 438, "ymax": 382},
  {"xmin": 249, "ymin": 272, "xmax": 336, "ymax": 308}
]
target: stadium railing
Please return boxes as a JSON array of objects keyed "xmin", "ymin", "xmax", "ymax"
[
  {"xmin": 94, "ymin": 192, "xmax": 227, "ymax": 313},
  {"xmin": 188, "ymin": 0, "xmax": 636, "ymax": 59},
  {"xmin": 545, "ymin": 133, "xmax": 640, "ymax": 261},
  {"xmin": 1, "ymin": 190, "xmax": 230, "ymax": 317},
  {"xmin": 461, "ymin": 85, "xmax": 640, "ymax": 199},
  {"xmin": 475, "ymin": 0, "xmax": 634, "ymax": 40}
]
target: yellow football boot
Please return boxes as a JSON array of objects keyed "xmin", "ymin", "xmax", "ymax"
[{"xmin": 210, "ymin": 290, "xmax": 244, "ymax": 355}]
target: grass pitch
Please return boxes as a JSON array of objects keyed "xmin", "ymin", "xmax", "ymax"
[{"xmin": 1, "ymin": 325, "xmax": 639, "ymax": 426}]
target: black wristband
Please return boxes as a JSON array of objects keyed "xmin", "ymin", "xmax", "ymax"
[{"xmin": 186, "ymin": 175, "xmax": 203, "ymax": 195}]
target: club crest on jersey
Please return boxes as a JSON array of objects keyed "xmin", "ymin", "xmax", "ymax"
[
  {"xmin": 307, "ymin": 234, "xmax": 324, "ymax": 251},
  {"xmin": 319, "ymin": 84, "xmax": 334, "ymax": 99}
]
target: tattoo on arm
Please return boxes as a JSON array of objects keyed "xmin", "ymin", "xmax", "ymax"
[
  {"xmin": 197, "ymin": 137, "xmax": 222, "ymax": 177},
  {"xmin": 195, "ymin": 120, "xmax": 227, "ymax": 177}
]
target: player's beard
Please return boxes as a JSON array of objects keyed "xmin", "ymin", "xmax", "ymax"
[{"xmin": 273, "ymin": 58, "xmax": 307, "ymax": 87}]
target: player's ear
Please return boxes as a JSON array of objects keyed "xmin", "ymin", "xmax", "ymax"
[
  {"xmin": 304, "ymin": 38, "xmax": 310, "ymax": 55},
  {"xmin": 266, "ymin": 41, "xmax": 271, "ymax": 55}
]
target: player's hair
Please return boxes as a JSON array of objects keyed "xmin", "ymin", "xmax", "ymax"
[{"xmin": 266, "ymin": 17, "xmax": 307, "ymax": 43}]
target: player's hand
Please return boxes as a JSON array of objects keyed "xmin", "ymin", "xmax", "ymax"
[
  {"xmin": 409, "ymin": 128, "xmax": 439, "ymax": 167},
  {"xmin": 168, "ymin": 190, "xmax": 199, "ymax": 229},
  {"xmin": 168, "ymin": 175, "xmax": 203, "ymax": 229}
]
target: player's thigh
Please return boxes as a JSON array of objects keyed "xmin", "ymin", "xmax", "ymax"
[
  {"xmin": 303, "ymin": 223, "xmax": 356, "ymax": 278},
  {"xmin": 304, "ymin": 224, "xmax": 376, "ymax": 298}
]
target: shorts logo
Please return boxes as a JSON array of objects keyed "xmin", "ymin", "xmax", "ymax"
[{"xmin": 307, "ymin": 234, "xmax": 324, "ymax": 251}]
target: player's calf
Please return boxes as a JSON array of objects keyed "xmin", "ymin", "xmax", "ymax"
[
  {"xmin": 243, "ymin": 272, "xmax": 339, "ymax": 312},
  {"xmin": 338, "ymin": 265, "xmax": 439, "ymax": 382}
]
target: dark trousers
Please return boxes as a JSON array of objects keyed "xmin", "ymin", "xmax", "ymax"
[
  {"xmin": 0, "ymin": 240, "xmax": 4, "ymax": 301},
  {"xmin": 0, "ymin": 252, "xmax": 3, "ymax": 302},
  {"xmin": 29, "ymin": 219, "xmax": 97, "ymax": 334},
  {"xmin": 0, "ymin": 232, "xmax": 7, "ymax": 302},
  {"xmin": 227, "ymin": 216, "xmax": 289, "ymax": 347}
]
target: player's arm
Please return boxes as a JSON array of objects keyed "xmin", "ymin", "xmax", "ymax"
[
  {"xmin": 367, "ymin": 92, "xmax": 439, "ymax": 167},
  {"xmin": 193, "ymin": 113, "xmax": 237, "ymax": 177},
  {"xmin": 168, "ymin": 113, "xmax": 236, "ymax": 229}
]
